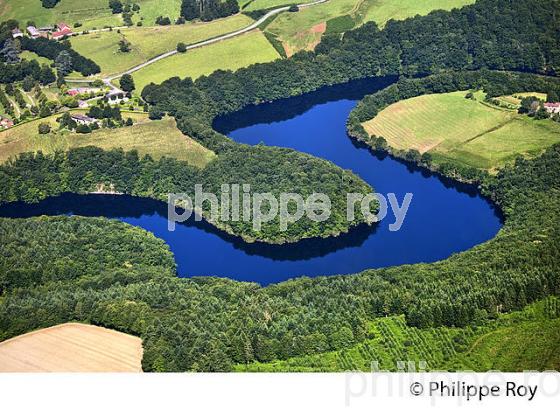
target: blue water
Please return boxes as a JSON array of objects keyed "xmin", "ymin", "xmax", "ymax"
[{"xmin": 0, "ymin": 78, "xmax": 503, "ymax": 285}]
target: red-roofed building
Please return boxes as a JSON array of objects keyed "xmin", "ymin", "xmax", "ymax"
[
  {"xmin": 544, "ymin": 102, "xmax": 560, "ymax": 114},
  {"xmin": 1, "ymin": 117, "xmax": 14, "ymax": 129},
  {"xmin": 52, "ymin": 22, "xmax": 73, "ymax": 40}
]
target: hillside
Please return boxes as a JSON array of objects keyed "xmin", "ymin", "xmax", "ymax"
[
  {"xmin": 361, "ymin": 90, "xmax": 560, "ymax": 170},
  {"xmin": 0, "ymin": 113, "xmax": 215, "ymax": 167}
]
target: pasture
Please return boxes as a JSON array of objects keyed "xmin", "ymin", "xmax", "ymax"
[
  {"xmin": 0, "ymin": 0, "xmax": 122, "ymax": 30},
  {"xmin": 355, "ymin": 0, "xmax": 475, "ymax": 27},
  {"xmin": 0, "ymin": 0, "xmax": 188, "ymax": 29},
  {"xmin": 361, "ymin": 91, "xmax": 560, "ymax": 170},
  {"xmin": 264, "ymin": 0, "xmax": 475, "ymax": 54},
  {"xmin": 0, "ymin": 323, "xmax": 143, "ymax": 372},
  {"xmin": 132, "ymin": 30, "xmax": 280, "ymax": 91},
  {"xmin": 0, "ymin": 113, "xmax": 215, "ymax": 168},
  {"xmin": 71, "ymin": 14, "xmax": 253, "ymax": 77}
]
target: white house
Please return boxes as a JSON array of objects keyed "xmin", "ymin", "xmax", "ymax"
[
  {"xmin": 26, "ymin": 26, "xmax": 42, "ymax": 38},
  {"xmin": 11, "ymin": 28, "xmax": 23, "ymax": 39},
  {"xmin": 544, "ymin": 102, "xmax": 560, "ymax": 114},
  {"xmin": 71, "ymin": 114, "xmax": 97, "ymax": 126},
  {"xmin": 105, "ymin": 90, "xmax": 129, "ymax": 105}
]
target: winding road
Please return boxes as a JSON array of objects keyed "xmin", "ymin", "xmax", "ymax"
[{"xmin": 68, "ymin": 0, "xmax": 328, "ymax": 91}]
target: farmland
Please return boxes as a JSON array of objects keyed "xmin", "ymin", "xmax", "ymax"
[
  {"xmin": 264, "ymin": 0, "xmax": 475, "ymax": 54},
  {"xmin": 0, "ymin": 0, "xmax": 122, "ymax": 30},
  {"xmin": 361, "ymin": 90, "xmax": 560, "ymax": 170},
  {"xmin": 0, "ymin": 114, "xmax": 215, "ymax": 167},
  {"xmin": 132, "ymin": 30, "xmax": 280, "ymax": 90},
  {"xmin": 0, "ymin": 322, "xmax": 143, "ymax": 372},
  {"xmin": 71, "ymin": 14, "xmax": 253, "ymax": 77}
]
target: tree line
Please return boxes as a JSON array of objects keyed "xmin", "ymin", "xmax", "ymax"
[
  {"xmin": 180, "ymin": 0, "xmax": 239, "ymax": 22},
  {"xmin": 20, "ymin": 37, "xmax": 101, "ymax": 76}
]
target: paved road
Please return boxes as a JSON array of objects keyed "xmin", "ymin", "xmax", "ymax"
[{"xmin": 68, "ymin": 0, "xmax": 328, "ymax": 88}]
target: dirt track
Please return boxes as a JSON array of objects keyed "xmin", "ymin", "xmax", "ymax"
[{"xmin": 0, "ymin": 323, "xmax": 143, "ymax": 372}]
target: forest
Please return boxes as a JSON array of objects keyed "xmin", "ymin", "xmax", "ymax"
[
  {"xmin": 0, "ymin": 146, "xmax": 371, "ymax": 244},
  {"xmin": 180, "ymin": 0, "xmax": 239, "ymax": 22}
]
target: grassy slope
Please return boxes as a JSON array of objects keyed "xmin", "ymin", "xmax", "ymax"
[
  {"xmin": 71, "ymin": 14, "xmax": 253, "ymax": 77},
  {"xmin": 265, "ymin": 0, "xmax": 474, "ymax": 54},
  {"xmin": 0, "ymin": 113, "xmax": 215, "ymax": 168},
  {"xmin": 0, "ymin": 0, "xmax": 186, "ymax": 29},
  {"xmin": 19, "ymin": 50, "xmax": 52, "ymax": 66},
  {"xmin": 361, "ymin": 91, "xmax": 560, "ymax": 170},
  {"xmin": 0, "ymin": 0, "xmax": 122, "ymax": 30},
  {"xmin": 266, "ymin": 0, "xmax": 357, "ymax": 55},
  {"xmin": 132, "ymin": 30, "xmax": 280, "ymax": 90},
  {"xmin": 356, "ymin": 0, "xmax": 475, "ymax": 27},
  {"xmin": 237, "ymin": 298, "xmax": 560, "ymax": 372}
]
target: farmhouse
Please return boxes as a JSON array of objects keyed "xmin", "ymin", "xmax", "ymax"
[
  {"xmin": 67, "ymin": 87, "xmax": 102, "ymax": 96},
  {"xmin": 105, "ymin": 89, "xmax": 129, "ymax": 105},
  {"xmin": 544, "ymin": 102, "xmax": 560, "ymax": 114},
  {"xmin": 1, "ymin": 117, "xmax": 14, "ymax": 129},
  {"xmin": 52, "ymin": 22, "xmax": 73, "ymax": 40},
  {"xmin": 11, "ymin": 28, "xmax": 23, "ymax": 39},
  {"xmin": 26, "ymin": 26, "xmax": 44, "ymax": 39},
  {"xmin": 71, "ymin": 114, "xmax": 97, "ymax": 125}
]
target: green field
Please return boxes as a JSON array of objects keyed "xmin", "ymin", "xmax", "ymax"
[
  {"xmin": 132, "ymin": 30, "xmax": 280, "ymax": 91},
  {"xmin": 355, "ymin": 0, "xmax": 475, "ymax": 27},
  {"xmin": 265, "ymin": 0, "xmax": 474, "ymax": 54},
  {"xmin": 19, "ymin": 50, "xmax": 53, "ymax": 67},
  {"xmin": 71, "ymin": 14, "xmax": 253, "ymax": 77},
  {"xmin": 0, "ymin": 0, "xmax": 122, "ymax": 30},
  {"xmin": 362, "ymin": 91, "xmax": 560, "ymax": 170},
  {"xmin": 0, "ymin": 0, "xmax": 189, "ymax": 29},
  {"xmin": 237, "ymin": 298, "xmax": 560, "ymax": 372},
  {"xmin": 0, "ymin": 113, "xmax": 215, "ymax": 168}
]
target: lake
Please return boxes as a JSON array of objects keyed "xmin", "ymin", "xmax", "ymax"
[{"xmin": 0, "ymin": 78, "xmax": 503, "ymax": 285}]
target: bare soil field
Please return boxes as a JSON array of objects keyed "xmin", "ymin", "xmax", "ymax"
[{"xmin": 0, "ymin": 323, "xmax": 143, "ymax": 372}]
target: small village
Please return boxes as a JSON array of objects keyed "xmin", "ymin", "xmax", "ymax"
[
  {"xmin": 1, "ymin": 16, "xmax": 135, "ymax": 133},
  {"xmin": 12, "ymin": 22, "xmax": 74, "ymax": 41}
]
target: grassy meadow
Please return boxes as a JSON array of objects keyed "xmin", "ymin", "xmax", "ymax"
[
  {"xmin": 132, "ymin": 30, "xmax": 280, "ymax": 91},
  {"xmin": 264, "ymin": 0, "xmax": 475, "ymax": 54},
  {"xmin": 71, "ymin": 14, "xmax": 253, "ymax": 77},
  {"xmin": 0, "ymin": 113, "xmax": 215, "ymax": 168},
  {"xmin": 361, "ymin": 90, "xmax": 560, "ymax": 170},
  {"xmin": 0, "ymin": 0, "xmax": 122, "ymax": 30},
  {"xmin": 237, "ymin": 297, "xmax": 560, "ymax": 372}
]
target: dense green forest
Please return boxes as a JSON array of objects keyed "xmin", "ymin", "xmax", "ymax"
[
  {"xmin": 0, "ymin": 146, "xmax": 371, "ymax": 243},
  {"xmin": 347, "ymin": 70, "xmax": 560, "ymax": 181},
  {"xmin": 1, "ymin": 143, "xmax": 559, "ymax": 370},
  {"xmin": 180, "ymin": 0, "xmax": 239, "ymax": 22}
]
